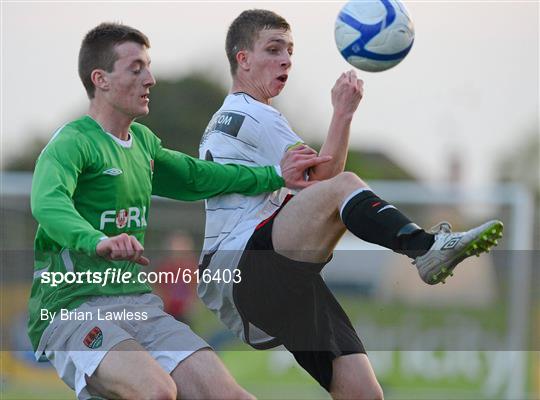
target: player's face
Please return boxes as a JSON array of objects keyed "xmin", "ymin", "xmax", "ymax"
[
  {"xmin": 104, "ymin": 42, "xmax": 156, "ymax": 119},
  {"xmin": 246, "ymin": 28, "xmax": 293, "ymax": 102}
]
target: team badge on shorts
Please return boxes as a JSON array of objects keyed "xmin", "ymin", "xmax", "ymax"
[{"xmin": 83, "ymin": 327, "xmax": 103, "ymax": 349}]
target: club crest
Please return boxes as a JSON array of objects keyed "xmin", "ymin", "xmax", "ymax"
[{"xmin": 83, "ymin": 326, "xmax": 103, "ymax": 349}]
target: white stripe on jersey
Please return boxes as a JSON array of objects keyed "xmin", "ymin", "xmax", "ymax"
[{"xmin": 40, "ymin": 123, "xmax": 68, "ymax": 155}]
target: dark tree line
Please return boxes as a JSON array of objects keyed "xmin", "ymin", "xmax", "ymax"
[
  {"xmin": 5, "ymin": 73, "xmax": 226, "ymax": 170},
  {"xmin": 5, "ymin": 73, "xmax": 414, "ymax": 181}
]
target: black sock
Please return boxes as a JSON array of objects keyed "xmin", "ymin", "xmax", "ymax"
[
  {"xmin": 397, "ymin": 229, "xmax": 435, "ymax": 258},
  {"xmin": 340, "ymin": 189, "xmax": 434, "ymax": 258}
]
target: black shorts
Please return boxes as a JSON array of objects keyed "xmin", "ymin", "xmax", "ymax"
[{"xmin": 233, "ymin": 198, "xmax": 366, "ymax": 391}]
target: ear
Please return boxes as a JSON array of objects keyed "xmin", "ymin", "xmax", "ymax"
[
  {"xmin": 90, "ymin": 69, "xmax": 110, "ymax": 92},
  {"xmin": 236, "ymin": 50, "xmax": 250, "ymax": 71}
]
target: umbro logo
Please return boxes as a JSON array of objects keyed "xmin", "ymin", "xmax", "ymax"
[
  {"xmin": 441, "ymin": 237, "xmax": 461, "ymax": 250},
  {"xmin": 103, "ymin": 168, "xmax": 123, "ymax": 176}
]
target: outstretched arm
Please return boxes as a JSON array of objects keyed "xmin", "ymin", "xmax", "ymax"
[
  {"xmin": 152, "ymin": 147, "xmax": 331, "ymax": 201},
  {"xmin": 309, "ymin": 70, "xmax": 363, "ymax": 181}
]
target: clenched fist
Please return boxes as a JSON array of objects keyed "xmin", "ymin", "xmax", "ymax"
[
  {"xmin": 96, "ymin": 233, "xmax": 150, "ymax": 266},
  {"xmin": 331, "ymin": 70, "xmax": 364, "ymax": 118}
]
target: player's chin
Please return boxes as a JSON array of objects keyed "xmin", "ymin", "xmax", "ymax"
[
  {"xmin": 272, "ymin": 84, "xmax": 285, "ymax": 97},
  {"xmin": 134, "ymin": 106, "xmax": 150, "ymax": 118}
]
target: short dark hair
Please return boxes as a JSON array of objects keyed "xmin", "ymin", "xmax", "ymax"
[
  {"xmin": 78, "ymin": 22, "xmax": 150, "ymax": 98},
  {"xmin": 226, "ymin": 9, "xmax": 290, "ymax": 75}
]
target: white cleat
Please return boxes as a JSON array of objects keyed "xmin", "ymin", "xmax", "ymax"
[{"xmin": 413, "ymin": 220, "xmax": 504, "ymax": 285}]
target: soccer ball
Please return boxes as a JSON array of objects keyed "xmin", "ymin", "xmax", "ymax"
[{"xmin": 334, "ymin": 0, "xmax": 415, "ymax": 72}]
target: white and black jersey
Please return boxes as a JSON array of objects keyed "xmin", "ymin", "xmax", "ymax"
[{"xmin": 198, "ymin": 92, "xmax": 302, "ymax": 343}]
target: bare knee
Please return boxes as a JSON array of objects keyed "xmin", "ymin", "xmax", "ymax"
[
  {"xmin": 330, "ymin": 171, "xmax": 367, "ymax": 195},
  {"xmin": 145, "ymin": 379, "xmax": 177, "ymax": 400},
  {"xmin": 172, "ymin": 349, "xmax": 255, "ymax": 400},
  {"xmin": 372, "ymin": 383, "xmax": 384, "ymax": 400},
  {"xmin": 365, "ymin": 382, "xmax": 384, "ymax": 400}
]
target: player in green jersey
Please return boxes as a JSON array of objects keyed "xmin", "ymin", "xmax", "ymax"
[{"xmin": 30, "ymin": 22, "xmax": 328, "ymax": 400}]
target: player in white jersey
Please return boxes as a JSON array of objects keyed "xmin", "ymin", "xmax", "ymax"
[{"xmin": 199, "ymin": 9, "xmax": 503, "ymax": 399}]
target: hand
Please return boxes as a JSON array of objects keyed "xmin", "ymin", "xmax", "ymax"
[
  {"xmin": 96, "ymin": 233, "xmax": 150, "ymax": 266},
  {"xmin": 280, "ymin": 145, "xmax": 332, "ymax": 189},
  {"xmin": 331, "ymin": 70, "xmax": 364, "ymax": 118}
]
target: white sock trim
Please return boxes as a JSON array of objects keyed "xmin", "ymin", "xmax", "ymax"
[{"xmin": 339, "ymin": 187, "xmax": 372, "ymax": 220}]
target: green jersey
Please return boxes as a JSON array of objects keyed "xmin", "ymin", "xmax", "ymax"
[{"xmin": 29, "ymin": 115, "xmax": 284, "ymax": 351}]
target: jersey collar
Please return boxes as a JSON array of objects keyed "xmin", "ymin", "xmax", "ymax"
[{"xmin": 85, "ymin": 115, "xmax": 133, "ymax": 148}]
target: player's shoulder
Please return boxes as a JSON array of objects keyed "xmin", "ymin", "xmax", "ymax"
[
  {"xmin": 130, "ymin": 121, "xmax": 156, "ymax": 139},
  {"xmin": 225, "ymin": 92, "xmax": 281, "ymax": 121},
  {"xmin": 130, "ymin": 121, "xmax": 154, "ymax": 136},
  {"xmin": 130, "ymin": 121, "xmax": 160, "ymax": 147},
  {"xmin": 37, "ymin": 116, "xmax": 103, "ymax": 165},
  {"xmin": 228, "ymin": 94, "xmax": 294, "ymax": 136},
  {"xmin": 43, "ymin": 116, "xmax": 95, "ymax": 150},
  {"xmin": 210, "ymin": 93, "xmax": 278, "ymax": 138},
  {"xmin": 202, "ymin": 94, "xmax": 261, "ymax": 142}
]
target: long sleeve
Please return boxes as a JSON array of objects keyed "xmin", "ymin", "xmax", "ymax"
[
  {"xmin": 31, "ymin": 137, "xmax": 105, "ymax": 256},
  {"xmin": 151, "ymin": 147, "xmax": 284, "ymax": 201}
]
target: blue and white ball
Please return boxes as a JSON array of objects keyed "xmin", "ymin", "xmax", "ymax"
[{"xmin": 334, "ymin": 0, "xmax": 415, "ymax": 72}]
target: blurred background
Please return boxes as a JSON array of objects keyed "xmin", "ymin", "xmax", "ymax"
[{"xmin": 1, "ymin": 1, "xmax": 538, "ymax": 399}]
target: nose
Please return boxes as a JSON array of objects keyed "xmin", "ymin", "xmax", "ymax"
[
  {"xmin": 281, "ymin": 53, "xmax": 292, "ymax": 70},
  {"xmin": 144, "ymin": 69, "xmax": 156, "ymax": 87}
]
